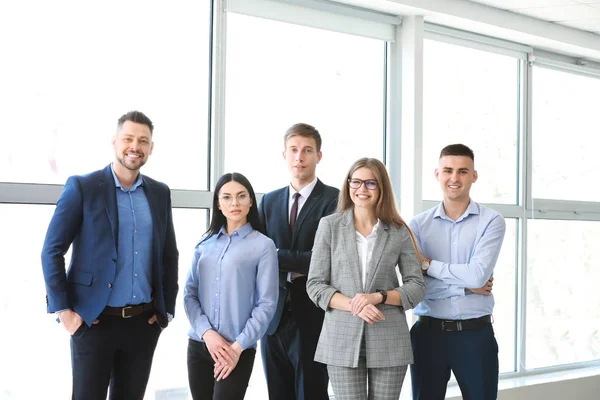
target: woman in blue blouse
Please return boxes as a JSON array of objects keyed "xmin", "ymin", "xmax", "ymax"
[{"xmin": 185, "ymin": 172, "xmax": 278, "ymax": 400}]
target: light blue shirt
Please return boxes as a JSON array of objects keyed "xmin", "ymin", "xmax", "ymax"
[
  {"xmin": 108, "ymin": 165, "xmax": 153, "ymax": 307},
  {"xmin": 184, "ymin": 223, "xmax": 278, "ymax": 350},
  {"xmin": 409, "ymin": 200, "xmax": 506, "ymax": 320}
]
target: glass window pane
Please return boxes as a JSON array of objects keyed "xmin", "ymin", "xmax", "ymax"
[
  {"xmin": 147, "ymin": 208, "xmax": 208, "ymax": 398},
  {"xmin": 225, "ymin": 13, "xmax": 385, "ymax": 193},
  {"xmin": 0, "ymin": 205, "xmax": 71, "ymax": 398},
  {"xmin": 0, "ymin": 1, "xmax": 210, "ymax": 190},
  {"xmin": 526, "ymin": 219, "xmax": 600, "ymax": 369},
  {"xmin": 532, "ymin": 67, "xmax": 600, "ymax": 201},
  {"xmin": 0, "ymin": 205, "xmax": 207, "ymax": 398},
  {"xmin": 423, "ymin": 39, "xmax": 520, "ymax": 204}
]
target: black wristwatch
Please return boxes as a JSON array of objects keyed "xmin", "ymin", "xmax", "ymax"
[{"xmin": 376, "ymin": 289, "xmax": 388, "ymax": 305}]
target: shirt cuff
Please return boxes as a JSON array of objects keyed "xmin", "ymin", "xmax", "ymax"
[
  {"xmin": 235, "ymin": 333, "xmax": 251, "ymax": 350},
  {"xmin": 426, "ymin": 260, "xmax": 444, "ymax": 279},
  {"xmin": 195, "ymin": 318, "xmax": 213, "ymax": 340}
]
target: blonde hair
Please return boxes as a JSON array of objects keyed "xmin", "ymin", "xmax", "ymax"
[{"xmin": 338, "ymin": 158, "xmax": 420, "ymax": 250}]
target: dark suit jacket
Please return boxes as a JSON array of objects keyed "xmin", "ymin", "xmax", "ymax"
[
  {"xmin": 258, "ymin": 179, "xmax": 339, "ymax": 335},
  {"xmin": 41, "ymin": 165, "xmax": 179, "ymax": 328}
]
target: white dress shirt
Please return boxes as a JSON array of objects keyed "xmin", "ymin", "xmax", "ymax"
[
  {"xmin": 355, "ymin": 220, "xmax": 380, "ymax": 291},
  {"xmin": 287, "ymin": 177, "xmax": 319, "ymax": 281},
  {"xmin": 287, "ymin": 177, "xmax": 318, "ymax": 223}
]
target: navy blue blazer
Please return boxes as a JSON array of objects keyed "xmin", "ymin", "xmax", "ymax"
[
  {"xmin": 41, "ymin": 165, "xmax": 179, "ymax": 328},
  {"xmin": 258, "ymin": 179, "xmax": 339, "ymax": 335}
]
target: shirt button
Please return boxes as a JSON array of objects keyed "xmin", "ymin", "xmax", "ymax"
[
  {"xmin": 108, "ymin": 283, "xmax": 112, "ymax": 288},
  {"xmin": 133, "ymin": 295, "xmax": 136, "ymax": 298},
  {"xmin": 135, "ymin": 274, "xmax": 138, "ymax": 277},
  {"xmin": 135, "ymin": 252, "xmax": 138, "ymax": 255},
  {"xmin": 215, "ymin": 293, "xmax": 218, "ymax": 296},
  {"xmin": 216, "ymin": 277, "xmax": 219, "ymax": 280}
]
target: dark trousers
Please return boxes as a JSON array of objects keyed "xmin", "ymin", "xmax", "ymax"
[
  {"xmin": 70, "ymin": 310, "xmax": 161, "ymax": 400},
  {"xmin": 187, "ymin": 338, "xmax": 256, "ymax": 400},
  {"xmin": 410, "ymin": 321, "xmax": 499, "ymax": 400},
  {"xmin": 260, "ymin": 307, "xmax": 329, "ymax": 400}
]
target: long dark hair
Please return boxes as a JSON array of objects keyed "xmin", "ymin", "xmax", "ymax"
[{"xmin": 201, "ymin": 172, "xmax": 262, "ymax": 243}]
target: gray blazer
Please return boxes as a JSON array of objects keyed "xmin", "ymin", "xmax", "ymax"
[{"xmin": 307, "ymin": 210, "xmax": 426, "ymax": 368}]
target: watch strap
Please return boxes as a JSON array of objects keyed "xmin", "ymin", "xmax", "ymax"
[{"xmin": 377, "ymin": 289, "xmax": 387, "ymax": 304}]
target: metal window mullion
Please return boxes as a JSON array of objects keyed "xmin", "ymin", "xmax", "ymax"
[
  {"xmin": 529, "ymin": 199, "xmax": 600, "ymax": 214},
  {"xmin": 0, "ymin": 182, "xmax": 63, "ymax": 205},
  {"xmin": 171, "ymin": 190, "xmax": 214, "ymax": 208},
  {"xmin": 387, "ymin": 24, "xmax": 403, "ymax": 210},
  {"xmin": 277, "ymin": 0, "xmax": 401, "ymax": 25},
  {"xmin": 210, "ymin": 0, "xmax": 227, "ymax": 192},
  {"xmin": 206, "ymin": 0, "xmax": 216, "ymax": 191},
  {"xmin": 227, "ymin": 0, "xmax": 396, "ymax": 41},
  {"xmin": 526, "ymin": 210, "xmax": 600, "ymax": 222},
  {"xmin": 424, "ymin": 23, "xmax": 530, "ymax": 60},
  {"xmin": 383, "ymin": 41, "xmax": 389, "ymax": 166},
  {"xmin": 519, "ymin": 55, "xmax": 534, "ymax": 374},
  {"xmin": 532, "ymin": 50, "xmax": 600, "ymax": 80}
]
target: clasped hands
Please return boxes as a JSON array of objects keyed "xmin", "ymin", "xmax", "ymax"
[
  {"xmin": 349, "ymin": 293, "xmax": 385, "ymax": 325},
  {"xmin": 202, "ymin": 329, "xmax": 243, "ymax": 381}
]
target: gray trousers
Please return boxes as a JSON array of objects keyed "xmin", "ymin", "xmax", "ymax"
[{"xmin": 328, "ymin": 358, "xmax": 408, "ymax": 400}]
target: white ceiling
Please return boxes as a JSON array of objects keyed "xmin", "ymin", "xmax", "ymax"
[{"xmin": 468, "ymin": 0, "xmax": 600, "ymax": 35}]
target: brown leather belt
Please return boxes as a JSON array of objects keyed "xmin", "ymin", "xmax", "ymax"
[
  {"xmin": 419, "ymin": 315, "xmax": 492, "ymax": 332},
  {"xmin": 102, "ymin": 302, "xmax": 154, "ymax": 318}
]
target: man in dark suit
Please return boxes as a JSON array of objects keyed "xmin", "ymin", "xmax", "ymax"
[
  {"xmin": 41, "ymin": 111, "xmax": 179, "ymax": 400},
  {"xmin": 259, "ymin": 123, "xmax": 339, "ymax": 400}
]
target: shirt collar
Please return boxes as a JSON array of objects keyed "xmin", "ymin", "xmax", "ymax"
[
  {"xmin": 434, "ymin": 199, "xmax": 479, "ymax": 222},
  {"xmin": 110, "ymin": 163, "xmax": 143, "ymax": 191},
  {"xmin": 289, "ymin": 176, "xmax": 318, "ymax": 201},
  {"xmin": 369, "ymin": 219, "xmax": 381, "ymax": 238},
  {"xmin": 217, "ymin": 222, "xmax": 254, "ymax": 238},
  {"xmin": 355, "ymin": 219, "xmax": 381, "ymax": 239}
]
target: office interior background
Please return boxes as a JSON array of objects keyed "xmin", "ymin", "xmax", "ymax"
[{"xmin": 1, "ymin": 0, "xmax": 599, "ymax": 399}]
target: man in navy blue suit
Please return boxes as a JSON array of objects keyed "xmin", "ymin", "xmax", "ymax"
[
  {"xmin": 259, "ymin": 123, "xmax": 339, "ymax": 400},
  {"xmin": 41, "ymin": 111, "xmax": 179, "ymax": 400}
]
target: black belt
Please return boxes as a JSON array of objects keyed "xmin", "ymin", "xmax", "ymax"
[
  {"xmin": 419, "ymin": 315, "xmax": 492, "ymax": 332},
  {"xmin": 102, "ymin": 302, "xmax": 154, "ymax": 318}
]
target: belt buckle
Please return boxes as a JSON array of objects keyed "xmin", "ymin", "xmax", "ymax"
[
  {"xmin": 121, "ymin": 306, "xmax": 133, "ymax": 318},
  {"xmin": 442, "ymin": 320, "xmax": 462, "ymax": 331}
]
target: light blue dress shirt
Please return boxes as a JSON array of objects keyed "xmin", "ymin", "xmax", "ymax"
[
  {"xmin": 108, "ymin": 165, "xmax": 153, "ymax": 307},
  {"xmin": 184, "ymin": 223, "xmax": 278, "ymax": 350},
  {"xmin": 409, "ymin": 200, "xmax": 506, "ymax": 320}
]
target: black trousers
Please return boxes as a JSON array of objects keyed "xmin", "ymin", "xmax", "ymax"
[
  {"xmin": 70, "ymin": 310, "xmax": 161, "ymax": 400},
  {"xmin": 187, "ymin": 338, "xmax": 256, "ymax": 400},
  {"xmin": 260, "ymin": 307, "xmax": 329, "ymax": 400}
]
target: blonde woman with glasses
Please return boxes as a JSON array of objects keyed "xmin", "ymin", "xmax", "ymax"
[{"xmin": 307, "ymin": 158, "xmax": 426, "ymax": 400}]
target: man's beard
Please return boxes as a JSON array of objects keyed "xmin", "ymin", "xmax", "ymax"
[{"xmin": 116, "ymin": 153, "xmax": 146, "ymax": 171}]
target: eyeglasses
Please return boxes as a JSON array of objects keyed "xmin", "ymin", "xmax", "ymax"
[
  {"xmin": 218, "ymin": 193, "xmax": 251, "ymax": 205},
  {"xmin": 348, "ymin": 178, "xmax": 378, "ymax": 190}
]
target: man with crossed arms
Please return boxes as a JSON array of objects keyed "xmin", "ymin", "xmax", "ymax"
[{"xmin": 409, "ymin": 143, "xmax": 505, "ymax": 400}]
